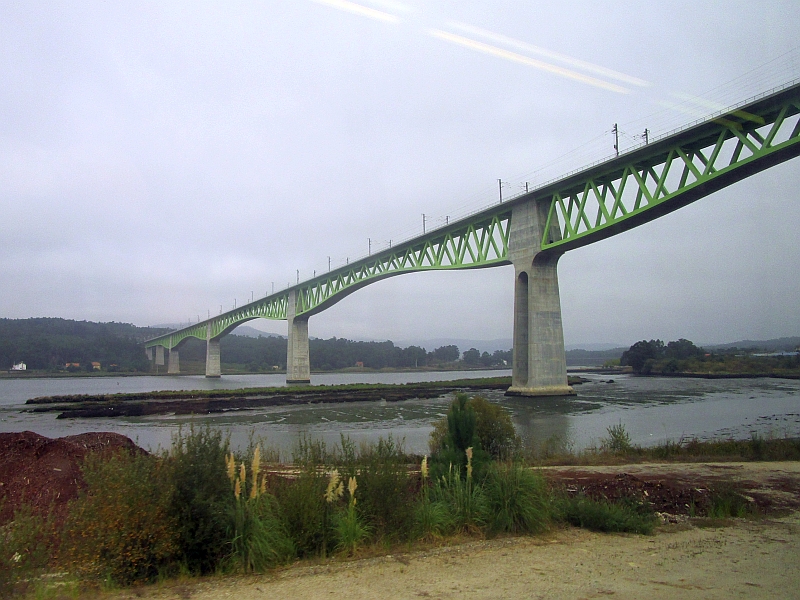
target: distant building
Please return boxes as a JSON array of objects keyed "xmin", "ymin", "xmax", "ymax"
[
  {"xmin": 355, "ymin": 361, "xmax": 364, "ymax": 368},
  {"xmin": 91, "ymin": 362, "xmax": 101, "ymax": 370},
  {"xmin": 65, "ymin": 363, "xmax": 80, "ymax": 368},
  {"xmin": 11, "ymin": 362, "xmax": 26, "ymax": 371}
]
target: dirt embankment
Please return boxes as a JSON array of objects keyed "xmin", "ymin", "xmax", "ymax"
[{"xmin": 0, "ymin": 431, "xmax": 142, "ymax": 526}]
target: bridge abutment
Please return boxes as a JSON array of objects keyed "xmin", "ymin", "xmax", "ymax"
[
  {"xmin": 286, "ymin": 290, "xmax": 311, "ymax": 384},
  {"xmin": 167, "ymin": 349, "xmax": 180, "ymax": 374},
  {"xmin": 507, "ymin": 200, "xmax": 574, "ymax": 397},
  {"xmin": 205, "ymin": 323, "xmax": 221, "ymax": 378}
]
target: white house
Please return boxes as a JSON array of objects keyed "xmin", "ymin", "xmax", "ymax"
[{"xmin": 11, "ymin": 362, "xmax": 26, "ymax": 371}]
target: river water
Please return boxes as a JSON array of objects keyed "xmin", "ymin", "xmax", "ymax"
[{"xmin": 1, "ymin": 370, "xmax": 798, "ymax": 458}]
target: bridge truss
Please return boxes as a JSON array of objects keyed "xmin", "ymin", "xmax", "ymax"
[{"xmin": 145, "ymin": 81, "xmax": 800, "ymax": 351}]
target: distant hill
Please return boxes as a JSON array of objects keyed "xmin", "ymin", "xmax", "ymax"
[
  {"xmin": 0, "ymin": 318, "xmax": 169, "ymax": 371},
  {"xmin": 395, "ymin": 338, "xmax": 512, "ymax": 354},
  {"xmin": 705, "ymin": 337, "xmax": 800, "ymax": 351}
]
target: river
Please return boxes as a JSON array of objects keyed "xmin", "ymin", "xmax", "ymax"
[{"xmin": 1, "ymin": 370, "xmax": 798, "ymax": 457}]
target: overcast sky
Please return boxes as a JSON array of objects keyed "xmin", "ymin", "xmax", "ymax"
[{"xmin": 2, "ymin": 1, "xmax": 799, "ymax": 348}]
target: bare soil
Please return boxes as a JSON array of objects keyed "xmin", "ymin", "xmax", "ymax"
[{"xmin": 0, "ymin": 431, "xmax": 142, "ymax": 526}]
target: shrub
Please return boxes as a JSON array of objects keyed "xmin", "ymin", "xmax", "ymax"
[
  {"xmin": 601, "ymin": 422, "xmax": 633, "ymax": 454},
  {"xmin": 431, "ymin": 449, "xmax": 488, "ymax": 534},
  {"xmin": 558, "ymin": 495, "xmax": 656, "ymax": 535},
  {"xmin": 61, "ymin": 451, "xmax": 179, "ymax": 585},
  {"xmin": 274, "ymin": 470, "xmax": 328, "ymax": 558},
  {"xmin": 0, "ymin": 504, "xmax": 56, "ymax": 597},
  {"xmin": 431, "ymin": 394, "xmax": 489, "ymax": 479},
  {"xmin": 414, "ymin": 456, "xmax": 454, "ymax": 539},
  {"xmin": 348, "ymin": 437, "xmax": 415, "ymax": 541},
  {"xmin": 333, "ymin": 476, "xmax": 370, "ymax": 555},
  {"xmin": 168, "ymin": 426, "xmax": 234, "ymax": 574},
  {"xmin": 485, "ymin": 464, "xmax": 550, "ymax": 534},
  {"xmin": 469, "ymin": 396, "xmax": 521, "ymax": 461},
  {"xmin": 228, "ymin": 448, "xmax": 295, "ymax": 572}
]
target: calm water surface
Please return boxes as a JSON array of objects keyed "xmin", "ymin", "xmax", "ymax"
[{"xmin": 1, "ymin": 371, "xmax": 798, "ymax": 457}]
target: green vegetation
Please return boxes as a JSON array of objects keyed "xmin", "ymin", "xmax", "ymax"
[
  {"xmin": 0, "ymin": 318, "xmax": 167, "ymax": 372},
  {"xmin": 528, "ymin": 425, "xmax": 800, "ymax": 465},
  {"xmin": 7, "ymin": 407, "xmax": 797, "ymax": 596},
  {"xmin": 620, "ymin": 337, "xmax": 800, "ymax": 376}
]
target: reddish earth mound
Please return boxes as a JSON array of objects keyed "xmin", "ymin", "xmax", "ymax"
[
  {"xmin": 0, "ymin": 431, "xmax": 144, "ymax": 526},
  {"xmin": 552, "ymin": 471, "xmax": 713, "ymax": 516}
]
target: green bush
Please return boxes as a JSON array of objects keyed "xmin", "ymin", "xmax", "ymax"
[
  {"xmin": 469, "ymin": 397, "xmax": 521, "ymax": 461},
  {"xmin": 333, "ymin": 476, "xmax": 370, "ymax": 555},
  {"xmin": 348, "ymin": 437, "xmax": 415, "ymax": 541},
  {"xmin": 228, "ymin": 448, "xmax": 295, "ymax": 572},
  {"xmin": 274, "ymin": 470, "xmax": 328, "ymax": 558},
  {"xmin": 431, "ymin": 450, "xmax": 488, "ymax": 534},
  {"xmin": 61, "ymin": 451, "xmax": 179, "ymax": 585},
  {"xmin": 431, "ymin": 394, "xmax": 490, "ymax": 479},
  {"xmin": 168, "ymin": 426, "xmax": 234, "ymax": 574},
  {"xmin": 485, "ymin": 464, "xmax": 550, "ymax": 534},
  {"xmin": 601, "ymin": 422, "xmax": 633, "ymax": 454},
  {"xmin": 0, "ymin": 504, "xmax": 56, "ymax": 597},
  {"xmin": 557, "ymin": 494, "xmax": 656, "ymax": 535}
]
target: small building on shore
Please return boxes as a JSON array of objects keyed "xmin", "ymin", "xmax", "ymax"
[{"xmin": 10, "ymin": 362, "xmax": 26, "ymax": 371}]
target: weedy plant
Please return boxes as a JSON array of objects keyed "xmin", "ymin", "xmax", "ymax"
[
  {"xmin": 227, "ymin": 447, "xmax": 295, "ymax": 573},
  {"xmin": 432, "ymin": 448, "xmax": 489, "ymax": 534},
  {"xmin": 168, "ymin": 425, "xmax": 234, "ymax": 575},
  {"xmin": 557, "ymin": 494, "xmax": 656, "ymax": 535},
  {"xmin": 61, "ymin": 451, "xmax": 179, "ymax": 586},
  {"xmin": 333, "ymin": 476, "xmax": 370, "ymax": 555},
  {"xmin": 0, "ymin": 504, "xmax": 56, "ymax": 597},
  {"xmin": 413, "ymin": 456, "xmax": 454, "ymax": 539},
  {"xmin": 484, "ymin": 463, "xmax": 550, "ymax": 534},
  {"xmin": 601, "ymin": 422, "xmax": 633, "ymax": 454}
]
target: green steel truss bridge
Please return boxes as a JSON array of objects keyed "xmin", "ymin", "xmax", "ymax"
[{"xmin": 145, "ymin": 81, "xmax": 800, "ymax": 395}]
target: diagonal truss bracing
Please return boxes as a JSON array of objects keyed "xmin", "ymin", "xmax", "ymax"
[
  {"xmin": 539, "ymin": 84, "xmax": 800, "ymax": 251},
  {"xmin": 144, "ymin": 212, "xmax": 511, "ymax": 348},
  {"xmin": 144, "ymin": 82, "xmax": 800, "ymax": 350}
]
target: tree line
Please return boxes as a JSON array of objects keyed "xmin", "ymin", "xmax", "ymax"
[
  {"xmin": 0, "ymin": 318, "xmax": 512, "ymax": 373},
  {"xmin": 178, "ymin": 334, "xmax": 512, "ymax": 371},
  {"xmin": 0, "ymin": 318, "xmax": 169, "ymax": 372}
]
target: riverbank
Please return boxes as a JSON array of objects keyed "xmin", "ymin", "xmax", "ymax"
[{"xmin": 49, "ymin": 461, "xmax": 800, "ymax": 600}]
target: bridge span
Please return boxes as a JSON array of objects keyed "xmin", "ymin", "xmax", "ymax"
[{"xmin": 145, "ymin": 82, "xmax": 800, "ymax": 396}]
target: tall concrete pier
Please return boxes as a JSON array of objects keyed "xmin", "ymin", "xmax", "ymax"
[
  {"xmin": 286, "ymin": 290, "xmax": 311, "ymax": 384},
  {"xmin": 205, "ymin": 323, "xmax": 221, "ymax": 378},
  {"xmin": 167, "ymin": 349, "xmax": 180, "ymax": 374},
  {"xmin": 506, "ymin": 200, "xmax": 574, "ymax": 396}
]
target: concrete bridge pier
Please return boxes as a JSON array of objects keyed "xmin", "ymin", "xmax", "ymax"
[
  {"xmin": 145, "ymin": 347, "xmax": 154, "ymax": 361},
  {"xmin": 155, "ymin": 345, "xmax": 165, "ymax": 366},
  {"xmin": 286, "ymin": 290, "xmax": 311, "ymax": 384},
  {"xmin": 167, "ymin": 349, "xmax": 180, "ymax": 374},
  {"xmin": 506, "ymin": 200, "xmax": 574, "ymax": 397},
  {"xmin": 205, "ymin": 323, "xmax": 221, "ymax": 378}
]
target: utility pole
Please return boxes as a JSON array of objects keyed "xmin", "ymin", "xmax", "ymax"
[
  {"xmin": 208, "ymin": 309, "xmax": 210, "ymax": 319},
  {"xmin": 271, "ymin": 282, "xmax": 275, "ymax": 294},
  {"xmin": 422, "ymin": 213, "xmax": 426, "ymax": 234},
  {"xmin": 643, "ymin": 128, "xmax": 650, "ymax": 144},
  {"xmin": 296, "ymin": 269, "xmax": 299, "ymax": 284},
  {"xmin": 368, "ymin": 238, "xmax": 371, "ymax": 255},
  {"xmin": 389, "ymin": 239, "xmax": 392, "ymax": 248},
  {"xmin": 328, "ymin": 256, "xmax": 331, "ymax": 271},
  {"xmin": 313, "ymin": 270, "xmax": 316, "ymax": 278},
  {"xmin": 445, "ymin": 215, "xmax": 449, "ymax": 225},
  {"xmin": 525, "ymin": 182, "xmax": 529, "ymax": 193},
  {"xmin": 613, "ymin": 123, "xmax": 619, "ymax": 157},
  {"xmin": 251, "ymin": 291, "xmax": 254, "ymax": 303},
  {"xmin": 220, "ymin": 304, "xmax": 222, "ymax": 314},
  {"xmin": 498, "ymin": 178, "xmax": 503, "ymax": 203}
]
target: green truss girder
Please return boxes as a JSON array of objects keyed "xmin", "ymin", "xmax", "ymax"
[
  {"xmin": 144, "ymin": 212, "xmax": 511, "ymax": 348},
  {"xmin": 540, "ymin": 85, "xmax": 800, "ymax": 251},
  {"xmin": 144, "ymin": 82, "xmax": 800, "ymax": 351}
]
